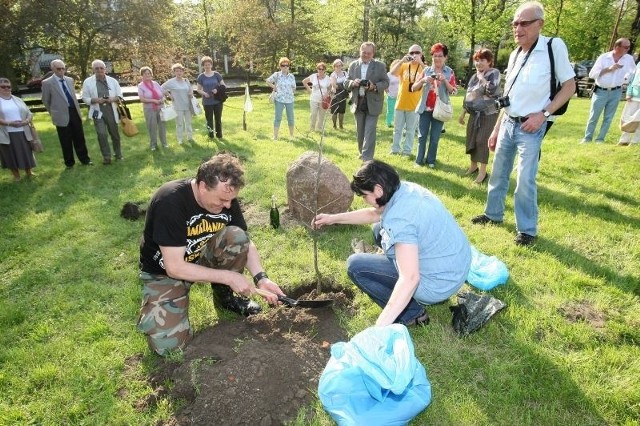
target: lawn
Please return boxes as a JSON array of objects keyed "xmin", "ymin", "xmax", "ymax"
[{"xmin": 0, "ymin": 89, "xmax": 638, "ymax": 425}]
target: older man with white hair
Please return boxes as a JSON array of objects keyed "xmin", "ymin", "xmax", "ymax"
[
  {"xmin": 41, "ymin": 59, "xmax": 92, "ymax": 168},
  {"xmin": 81, "ymin": 59, "xmax": 123, "ymax": 165},
  {"xmin": 471, "ymin": 1, "xmax": 575, "ymax": 246}
]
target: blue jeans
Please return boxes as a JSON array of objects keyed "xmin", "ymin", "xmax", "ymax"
[
  {"xmin": 415, "ymin": 110, "xmax": 444, "ymax": 165},
  {"xmin": 274, "ymin": 101, "xmax": 294, "ymax": 128},
  {"xmin": 347, "ymin": 253, "xmax": 426, "ymax": 324},
  {"xmin": 583, "ymin": 87, "xmax": 622, "ymax": 142},
  {"xmin": 391, "ymin": 110, "xmax": 419, "ymax": 155},
  {"xmin": 485, "ymin": 117, "xmax": 545, "ymax": 236}
]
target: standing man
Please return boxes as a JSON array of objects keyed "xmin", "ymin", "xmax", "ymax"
[
  {"xmin": 389, "ymin": 44, "xmax": 425, "ymax": 156},
  {"xmin": 41, "ymin": 59, "xmax": 92, "ymax": 169},
  {"xmin": 81, "ymin": 60, "xmax": 124, "ymax": 165},
  {"xmin": 138, "ymin": 153, "xmax": 285, "ymax": 355},
  {"xmin": 471, "ymin": 1, "xmax": 575, "ymax": 246},
  {"xmin": 580, "ymin": 39, "xmax": 635, "ymax": 144},
  {"xmin": 345, "ymin": 42, "xmax": 390, "ymax": 161}
]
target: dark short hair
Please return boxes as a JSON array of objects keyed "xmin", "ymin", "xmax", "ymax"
[
  {"xmin": 431, "ymin": 43, "xmax": 448, "ymax": 57},
  {"xmin": 350, "ymin": 160, "xmax": 400, "ymax": 206},
  {"xmin": 196, "ymin": 153, "xmax": 245, "ymax": 190},
  {"xmin": 473, "ymin": 48, "xmax": 494, "ymax": 66}
]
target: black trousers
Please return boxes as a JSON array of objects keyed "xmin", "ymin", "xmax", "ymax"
[
  {"xmin": 56, "ymin": 107, "xmax": 91, "ymax": 167},
  {"xmin": 204, "ymin": 103, "xmax": 224, "ymax": 137}
]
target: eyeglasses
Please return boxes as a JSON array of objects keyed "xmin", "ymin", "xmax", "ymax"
[
  {"xmin": 317, "ymin": 68, "xmax": 326, "ymax": 71},
  {"xmin": 55, "ymin": 67, "xmax": 65, "ymax": 71},
  {"xmin": 620, "ymin": 45, "xmax": 631, "ymax": 49},
  {"xmin": 280, "ymin": 64, "xmax": 290, "ymax": 67},
  {"xmin": 0, "ymin": 85, "xmax": 11, "ymax": 89},
  {"xmin": 94, "ymin": 67, "xmax": 105, "ymax": 70},
  {"xmin": 511, "ymin": 19, "xmax": 540, "ymax": 28},
  {"xmin": 409, "ymin": 51, "xmax": 421, "ymax": 55}
]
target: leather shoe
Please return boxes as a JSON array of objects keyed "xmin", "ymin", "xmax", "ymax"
[
  {"xmin": 471, "ymin": 214, "xmax": 501, "ymax": 225},
  {"xmin": 403, "ymin": 311, "xmax": 429, "ymax": 327},
  {"xmin": 211, "ymin": 284, "xmax": 261, "ymax": 316},
  {"xmin": 514, "ymin": 232, "xmax": 536, "ymax": 246}
]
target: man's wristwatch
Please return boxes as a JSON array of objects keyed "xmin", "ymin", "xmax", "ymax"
[
  {"xmin": 542, "ymin": 109, "xmax": 551, "ymax": 118},
  {"xmin": 253, "ymin": 271, "xmax": 269, "ymax": 285}
]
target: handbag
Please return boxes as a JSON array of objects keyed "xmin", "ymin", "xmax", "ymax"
[
  {"xmin": 268, "ymin": 91, "xmax": 276, "ymax": 104},
  {"xmin": 28, "ymin": 123, "xmax": 44, "ymax": 153},
  {"xmin": 117, "ymin": 97, "xmax": 132, "ymax": 120},
  {"xmin": 190, "ymin": 97, "xmax": 202, "ymax": 115},
  {"xmin": 120, "ymin": 117, "xmax": 139, "ymax": 137},
  {"xmin": 160, "ymin": 102, "xmax": 177, "ymax": 121},
  {"xmin": 433, "ymin": 92, "xmax": 453, "ymax": 122},
  {"xmin": 319, "ymin": 84, "xmax": 331, "ymax": 110}
]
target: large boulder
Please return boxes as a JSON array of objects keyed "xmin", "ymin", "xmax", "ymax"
[{"xmin": 286, "ymin": 152, "xmax": 354, "ymax": 224}]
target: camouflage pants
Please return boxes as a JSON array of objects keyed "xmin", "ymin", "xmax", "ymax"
[{"xmin": 137, "ymin": 226, "xmax": 250, "ymax": 356}]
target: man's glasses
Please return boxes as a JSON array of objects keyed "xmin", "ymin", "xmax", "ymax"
[
  {"xmin": 0, "ymin": 85, "xmax": 11, "ymax": 89},
  {"xmin": 511, "ymin": 19, "xmax": 540, "ymax": 28},
  {"xmin": 409, "ymin": 51, "xmax": 421, "ymax": 55},
  {"xmin": 621, "ymin": 45, "xmax": 631, "ymax": 49},
  {"xmin": 280, "ymin": 64, "xmax": 290, "ymax": 67}
]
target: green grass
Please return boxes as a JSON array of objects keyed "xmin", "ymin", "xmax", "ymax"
[{"xmin": 0, "ymin": 91, "xmax": 639, "ymax": 425}]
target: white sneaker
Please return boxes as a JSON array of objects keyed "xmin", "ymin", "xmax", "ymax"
[{"xmin": 579, "ymin": 139, "xmax": 591, "ymax": 144}]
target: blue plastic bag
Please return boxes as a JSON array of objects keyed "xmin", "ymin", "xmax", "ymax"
[
  {"xmin": 318, "ymin": 324, "xmax": 431, "ymax": 426},
  {"xmin": 466, "ymin": 245, "xmax": 509, "ymax": 291}
]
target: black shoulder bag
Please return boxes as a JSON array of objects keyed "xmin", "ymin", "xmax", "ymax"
[{"xmin": 548, "ymin": 37, "xmax": 570, "ymax": 115}]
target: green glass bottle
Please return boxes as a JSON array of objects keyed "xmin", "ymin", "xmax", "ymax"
[{"xmin": 270, "ymin": 195, "xmax": 280, "ymax": 229}]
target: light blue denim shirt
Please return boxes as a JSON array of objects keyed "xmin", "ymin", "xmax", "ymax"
[{"xmin": 379, "ymin": 182, "xmax": 471, "ymax": 303}]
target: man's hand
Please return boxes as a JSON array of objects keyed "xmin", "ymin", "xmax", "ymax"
[
  {"xmin": 256, "ymin": 278, "xmax": 285, "ymax": 305},
  {"xmin": 521, "ymin": 112, "xmax": 546, "ymax": 133}
]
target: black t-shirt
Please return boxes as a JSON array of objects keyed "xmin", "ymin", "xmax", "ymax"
[{"xmin": 139, "ymin": 179, "xmax": 247, "ymax": 275}]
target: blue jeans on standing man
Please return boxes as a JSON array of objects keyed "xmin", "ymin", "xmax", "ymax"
[
  {"xmin": 583, "ymin": 87, "xmax": 622, "ymax": 142},
  {"xmin": 484, "ymin": 117, "xmax": 545, "ymax": 236}
]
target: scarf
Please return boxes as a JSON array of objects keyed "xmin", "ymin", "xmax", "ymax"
[{"xmin": 144, "ymin": 80, "xmax": 162, "ymax": 110}]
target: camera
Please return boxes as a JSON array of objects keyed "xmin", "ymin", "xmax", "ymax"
[
  {"xmin": 359, "ymin": 79, "xmax": 370, "ymax": 87},
  {"xmin": 494, "ymin": 96, "xmax": 510, "ymax": 109},
  {"xmin": 430, "ymin": 74, "xmax": 438, "ymax": 80},
  {"xmin": 102, "ymin": 96, "xmax": 109, "ymax": 100},
  {"xmin": 405, "ymin": 55, "xmax": 414, "ymax": 62}
]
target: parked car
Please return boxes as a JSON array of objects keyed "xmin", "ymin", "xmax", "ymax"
[
  {"xmin": 26, "ymin": 71, "xmax": 54, "ymax": 89},
  {"xmin": 574, "ymin": 60, "xmax": 595, "ymax": 79}
]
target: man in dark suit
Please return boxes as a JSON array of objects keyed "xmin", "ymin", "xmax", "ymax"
[
  {"xmin": 345, "ymin": 42, "xmax": 390, "ymax": 161},
  {"xmin": 41, "ymin": 59, "xmax": 92, "ymax": 168}
]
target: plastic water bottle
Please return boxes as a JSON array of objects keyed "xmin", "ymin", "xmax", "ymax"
[{"xmin": 270, "ymin": 195, "xmax": 280, "ymax": 229}]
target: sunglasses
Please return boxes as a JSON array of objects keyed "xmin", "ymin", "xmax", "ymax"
[
  {"xmin": 280, "ymin": 64, "xmax": 290, "ymax": 67},
  {"xmin": 0, "ymin": 85, "xmax": 11, "ymax": 89},
  {"xmin": 409, "ymin": 51, "xmax": 421, "ymax": 55},
  {"xmin": 511, "ymin": 19, "xmax": 540, "ymax": 28}
]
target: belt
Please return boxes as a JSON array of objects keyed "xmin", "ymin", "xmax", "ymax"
[
  {"xmin": 595, "ymin": 85, "xmax": 621, "ymax": 91},
  {"xmin": 507, "ymin": 115, "xmax": 529, "ymax": 123}
]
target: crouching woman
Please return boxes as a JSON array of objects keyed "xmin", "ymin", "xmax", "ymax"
[{"xmin": 312, "ymin": 160, "xmax": 471, "ymax": 326}]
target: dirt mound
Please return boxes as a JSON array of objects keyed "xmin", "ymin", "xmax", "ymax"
[{"xmin": 150, "ymin": 288, "xmax": 351, "ymax": 425}]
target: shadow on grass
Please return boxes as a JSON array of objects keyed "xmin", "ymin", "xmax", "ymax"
[
  {"xmin": 413, "ymin": 284, "xmax": 607, "ymax": 425},
  {"xmin": 534, "ymin": 237, "xmax": 639, "ymax": 296}
]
